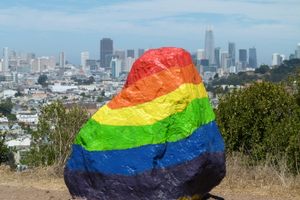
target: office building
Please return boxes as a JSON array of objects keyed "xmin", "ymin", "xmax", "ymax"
[
  {"xmin": 114, "ymin": 50, "xmax": 126, "ymax": 60},
  {"xmin": 214, "ymin": 47, "xmax": 221, "ymax": 68},
  {"xmin": 248, "ymin": 47, "xmax": 257, "ymax": 68},
  {"xmin": 127, "ymin": 49, "xmax": 135, "ymax": 58},
  {"xmin": 100, "ymin": 38, "xmax": 113, "ymax": 68},
  {"xmin": 86, "ymin": 59, "xmax": 98, "ymax": 71},
  {"xmin": 239, "ymin": 49, "xmax": 247, "ymax": 68},
  {"xmin": 125, "ymin": 57, "xmax": 135, "ymax": 72},
  {"xmin": 138, "ymin": 49, "xmax": 145, "ymax": 58},
  {"xmin": 3, "ymin": 47, "xmax": 9, "ymax": 72},
  {"xmin": 59, "ymin": 52, "xmax": 65, "ymax": 69},
  {"xmin": 110, "ymin": 57, "xmax": 122, "ymax": 78},
  {"xmin": 204, "ymin": 28, "xmax": 215, "ymax": 65},
  {"xmin": 81, "ymin": 51, "xmax": 89, "ymax": 70},
  {"xmin": 297, "ymin": 43, "xmax": 300, "ymax": 59},
  {"xmin": 221, "ymin": 51, "xmax": 229, "ymax": 69},
  {"xmin": 196, "ymin": 49, "xmax": 205, "ymax": 60},
  {"xmin": 272, "ymin": 53, "xmax": 283, "ymax": 66},
  {"xmin": 228, "ymin": 42, "xmax": 235, "ymax": 67},
  {"xmin": 32, "ymin": 56, "xmax": 56, "ymax": 72},
  {"xmin": 114, "ymin": 50, "xmax": 126, "ymax": 72}
]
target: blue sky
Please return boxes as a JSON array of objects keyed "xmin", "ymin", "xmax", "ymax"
[{"xmin": 0, "ymin": 0, "xmax": 299, "ymax": 65}]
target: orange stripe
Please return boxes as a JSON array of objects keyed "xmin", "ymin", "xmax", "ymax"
[
  {"xmin": 124, "ymin": 47, "xmax": 193, "ymax": 88},
  {"xmin": 108, "ymin": 64, "xmax": 201, "ymax": 109}
]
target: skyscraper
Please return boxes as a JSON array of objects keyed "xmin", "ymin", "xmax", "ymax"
[
  {"xmin": 272, "ymin": 53, "xmax": 283, "ymax": 66},
  {"xmin": 248, "ymin": 47, "xmax": 257, "ymax": 68},
  {"xmin": 196, "ymin": 49, "xmax": 205, "ymax": 60},
  {"xmin": 214, "ymin": 47, "xmax": 221, "ymax": 68},
  {"xmin": 221, "ymin": 51, "xmax": 229, "ymax": 69},
  {"xmin": 110, "ymin": 57, "xmax": 122, "ymax": 78},
  {"xmin": 59, "ymin": 52, "xmax": 65, "ymax": 69},
  {"xmin": 81, "ymin": 51, "xmax": 89, "ymax": 71},
  {"xmin": 3, "ymin": 47, "xmax": 9, "ymax": 72},
  {"xmin": 239, "ymin": 49, "xmax": 247, "ymax": 68},
  {"xmin": 138, "ymin": 49, "xmax": 145, "ymax": 58},
  {"xmin": 127, "ymin": 49, "xmax": 135, "ymax": 58},
  {"xmin": 204, "ymin": 28, "xmax": 215, "ymax": 65},
  {"xmin": 228, "ymin": 42, "xmax": 235, "ymax": 67},
  {"xmin": 100, "ymin": 38, "xmax": 113, "ymax": 68},
  {"xmin": 297, "ymin": 43, "xmax": 300, "ymax": 59}
]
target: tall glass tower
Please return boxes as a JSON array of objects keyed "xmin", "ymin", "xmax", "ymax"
[
  {"xmin": 3, "ymin": 47, "xmax": 9, "ymax": 72},
  {"xmin": 204, "ymin": 28, "xmax": 215, "ymax": 65},
  {"xmin": 249, "ymin": 47, "xmax": 257, "ymax": 68},
  {"xmin": 100, "ymin": 38, "xmax": 113, "ymax": 68},
  {"xmin": 228, "ymin": 42, "xmax": 236, "ymax": 67}
]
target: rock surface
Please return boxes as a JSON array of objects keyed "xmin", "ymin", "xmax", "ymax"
[{"xmin": 64, "ymin": 47, "xmax": 226, "ymax": 200}]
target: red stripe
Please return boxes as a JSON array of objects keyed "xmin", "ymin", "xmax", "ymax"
[{"xmin": 124, "ymin": 47, "xmax": 193, "ymax": 88}]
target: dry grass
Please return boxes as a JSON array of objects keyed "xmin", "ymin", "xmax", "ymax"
[
  {"xmin": 0, "ymin": 165, "xmax": 66, "ymax": 191},
  {"xmin": 1, "ymin": 154, "xmax": 300, "ymax": 199},
  {"xmin": 213, "ymin": 153, "xmax": 300, "ymax": 199}
]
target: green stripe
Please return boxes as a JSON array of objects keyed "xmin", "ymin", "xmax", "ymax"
[{"xmin": 75, "ymin": 97, "xmax": 215, "ymax": 151}]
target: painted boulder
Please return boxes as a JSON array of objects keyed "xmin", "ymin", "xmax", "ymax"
[{"xmin": 64, "ymin": 47, "xmax": 226, "ymax": 200}]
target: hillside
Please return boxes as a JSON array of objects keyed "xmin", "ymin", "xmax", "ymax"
[{"xmin": 210, "ymin": 59, "xmax": 300, "ymax": 87}]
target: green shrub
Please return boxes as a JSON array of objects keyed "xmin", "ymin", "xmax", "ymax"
[
  {"xmin": 22, "ymin": 101, "xmax": 89, "ymax": 173},
  {"xmin": 216, "ymin": 82, "xmax": 300, "ymax": 173},
  {"xmin": 0, "ymin": 134, "xmax": 9, "ymax": 164}
]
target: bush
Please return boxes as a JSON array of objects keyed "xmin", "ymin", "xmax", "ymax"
[
  {"xmin": 216, "ymin": 82, "xmax": 300, "ymax": 173},
  {"xmin": 0, "ymin": 135, "xmax": 9, "ymax": 164},
  {"xmin": 22, "ymin": 101, "xmax": 89, "ymax": 173}
]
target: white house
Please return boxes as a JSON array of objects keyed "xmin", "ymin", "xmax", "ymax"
[{"xmin": 16, "ymin": 112, "xmax": 38, "ymax": 124}]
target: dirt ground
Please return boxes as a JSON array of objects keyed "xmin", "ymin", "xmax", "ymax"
[
  {"xmin": 0, "ymin": 166, "xmax": 299, "ymax": 200},
  {"xmin": 0, "ymin": 183, "xmax": 297, "ymax": 200}
]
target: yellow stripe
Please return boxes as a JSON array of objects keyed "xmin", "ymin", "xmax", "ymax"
[{"xmin": 92, "ymin": 83, "xmax": 207, "ymax": 126}]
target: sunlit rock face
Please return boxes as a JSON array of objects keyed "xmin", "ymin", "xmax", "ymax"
[{"xmin": 64, "ymin": 47, "xmax": 226, "ymax": 200}]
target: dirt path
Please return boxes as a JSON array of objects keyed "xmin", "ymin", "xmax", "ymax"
[
  {"xmin": 0, "ymin": 185, "xmax": 69, "ymax": 200},
  {"xmin": 0, "ymin": 183, "xmax": 298, "ymax": 200}
]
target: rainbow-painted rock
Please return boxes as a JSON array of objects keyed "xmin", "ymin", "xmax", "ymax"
[{"xmin": 64, "ymin": 47, "xmax": 226, "ymax": 200}]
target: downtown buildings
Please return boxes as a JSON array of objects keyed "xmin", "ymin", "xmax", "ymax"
[
  {"xmin": 198, "ymin": 28, "xmax": 259, "ymax": 81},
  {"xmin": 204, "ymin": 28, "xmax": 215, "ymax": 65}
]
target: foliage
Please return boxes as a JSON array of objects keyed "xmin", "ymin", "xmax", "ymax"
[
  {"xmin": 212, "ymin": 59, "xmax": 300, "ymax": 87},
  {"xmin": 216, "ymin": 82, "xmax": 300, "ymax": 173},
  {"xmin": 7, "ymin": 114, "xmax": 17, "ymax": 121},
  {"xmin": 37, "ymin": 74, "xmax": 48, "ymax": 87},
  {"xmin": 212, "ymin": 72, "xmax": 258, "ymax": 86},
  {"xmin": 14, "ymin": 90, "xmax": 23, "ymax": 97},
  {"xmin": 255, "ymin": 65, "xmax": 270, "ymax": 74},
  {"xmin": 0, "ymin": 98, "xmax": 13, "ymax": 116},
  {"xmin": 22, "ymin": 101, "xmax": 89, "ymax": 172},
  {"xmin": 0, "ymin": 134, "xmax": 9, "ymax": 164},
  {"xmin": 96, "ymin": 96, "xmax": 103, "ymax": 102},
  {"xmin": 71, "ymin": 76, "xmax": 95, "ymax": 85}
]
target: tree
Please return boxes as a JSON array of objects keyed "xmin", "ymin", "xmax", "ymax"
[
  {"xmin": 23, "ymin": 101, "xmax": 89, "ymax": 174},
  {"xmin": 88, "ymin": 76, "xmax": 95, "ymax": 84},
  {"xmin": 216, "ymin": 82, "xmax": 300, "ymax": 173},
  {"xmin": 7, "ymin": 114, "xmax": 17, "ymax": 121},
  {"xmin": 37, "ymin": 74, "xmax": 48, "ymax": 87},
  {"xmin": 255, "ymin": 65, "xmax": 270, "ymax": 74},
  {"xmin": 0, "ymin": 134, "xmax": 9, "ymax": 164},
  {"xmin": 14, "ymin": 90, "xmax": 23, "ymax": 97},
  {"xmin": 0, "ymin": 98, "xmax": 13, "ymax": 116},
  {"xmin": 96, "ymin": 96, "xmax": 103, "ymax": 102}
]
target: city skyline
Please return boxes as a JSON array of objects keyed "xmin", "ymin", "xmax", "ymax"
[{"xmin": 0, "ymin": 0, "xmax": 299, "ymax": 64}]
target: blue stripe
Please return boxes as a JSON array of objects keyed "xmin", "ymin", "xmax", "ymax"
[{"xmin": 66, "ymin": 121, "xmax": 224, "ymax": 175}]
